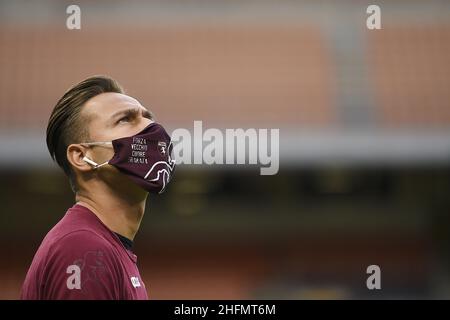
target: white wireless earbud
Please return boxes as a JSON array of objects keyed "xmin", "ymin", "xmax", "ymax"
[
  {"xmin": 83, "ymin": 156, "xmax": 109, "ymax": 169},
  {"xmin": 83, "ymin": 156, "xmax": 99, "ymax": 168}
]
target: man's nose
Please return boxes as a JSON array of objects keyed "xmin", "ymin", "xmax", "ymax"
[{"xmin": 137, "ymin": 113, "xmax": 153, "ymax": 132}]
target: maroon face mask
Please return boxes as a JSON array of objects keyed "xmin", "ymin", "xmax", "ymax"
[{"xmin": 82, "ymin": 123, "xmax": 176, "ymax": 194}]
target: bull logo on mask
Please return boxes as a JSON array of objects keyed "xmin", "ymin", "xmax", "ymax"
[{"xmin": 158, "ymin": 141, "xmax": 167, "ymax": 156}]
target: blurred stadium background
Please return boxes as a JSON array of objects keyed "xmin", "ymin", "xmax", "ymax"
[{"xmin": 1, "ymin": 0, "xmax": 450, "ymax": 299}]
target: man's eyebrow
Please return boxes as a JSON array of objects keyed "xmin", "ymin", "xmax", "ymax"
[
  {"xmin": 142, "ymin": 108, "xmax": 154, "ymax": 119},
  {"xmin": 110, "ymin": 108, "xmax": 137, "ymax": 120},
  {"xmin": 110, "ymin": 107, "xmax": 153, "ymax": 120}
]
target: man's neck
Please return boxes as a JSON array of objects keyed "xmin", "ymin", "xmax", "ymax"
[{"xmin": 75, "ymin": 185, "xmax": 147, "ymax": 241}]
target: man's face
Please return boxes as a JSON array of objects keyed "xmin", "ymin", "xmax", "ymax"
[
  {"xmin": 80, "ymin": 92, "xmax": 154, "ymax": 189},
  {"xmin": 84, "ymin": 92, "xmax": 153, "ymax": 142}
]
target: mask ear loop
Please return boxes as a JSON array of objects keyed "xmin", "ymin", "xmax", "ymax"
[{"xmin": 80, "ymin": 142, "xmax": 113, "ymax": 169}]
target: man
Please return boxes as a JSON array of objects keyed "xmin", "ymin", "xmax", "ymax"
[{"xmin": 21, "ymin": 76, "xmax": 175, "ymax": 299}]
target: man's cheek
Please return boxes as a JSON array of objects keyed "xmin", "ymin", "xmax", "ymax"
[{"xmin": 96, "ymin": 148, "xmax": 115, "ymax": 164}]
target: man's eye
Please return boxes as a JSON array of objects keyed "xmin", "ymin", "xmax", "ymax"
[{"xmin": 117, "ymin": 116, "xmax": 130, "ymax": 124}]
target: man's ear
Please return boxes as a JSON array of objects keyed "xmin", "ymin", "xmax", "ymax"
[{"xmin": 67, "ymin": 144, "xmax": 93, "ymax": 172}]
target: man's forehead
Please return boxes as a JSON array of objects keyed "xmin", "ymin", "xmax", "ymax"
[{"xmin": 82, "ymin": 92, "xmax": 144, "ymax": 117}]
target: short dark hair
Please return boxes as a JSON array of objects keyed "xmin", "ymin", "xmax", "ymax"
[{"xmin": 46, "ymin": 75, "xmax": 124, "ymax": 192}]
